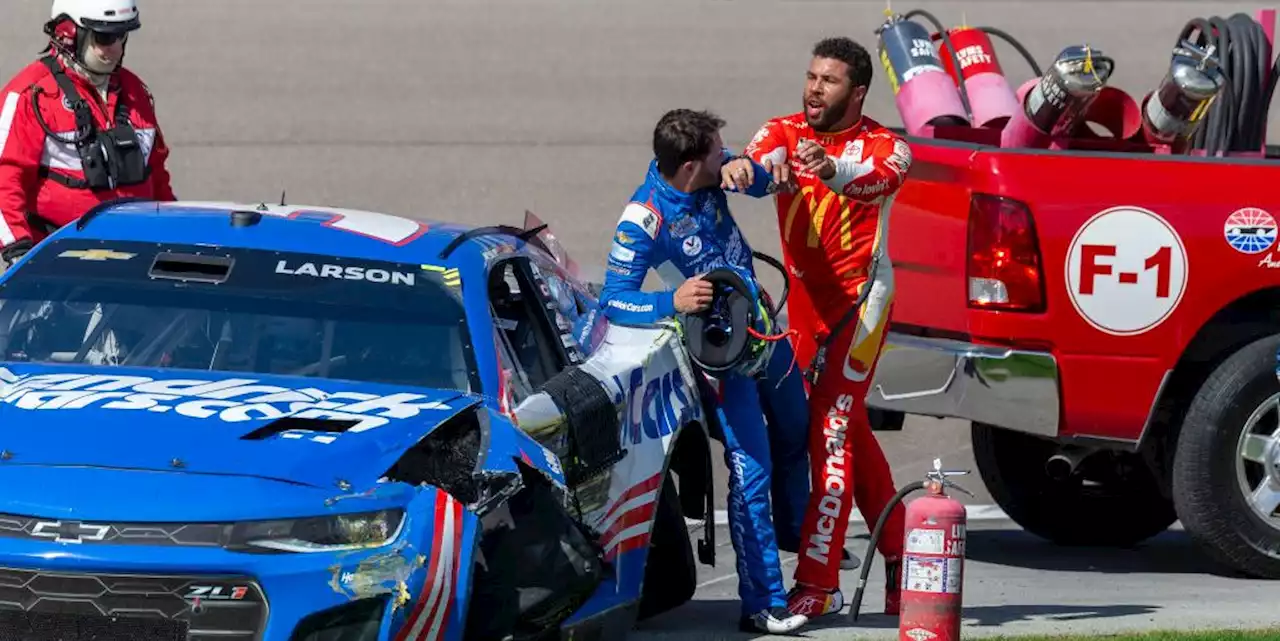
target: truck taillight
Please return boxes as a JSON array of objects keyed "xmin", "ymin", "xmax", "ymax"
[{"xmin": 966, "ymin": 194, "xmax": 1045, "ymax": 312}]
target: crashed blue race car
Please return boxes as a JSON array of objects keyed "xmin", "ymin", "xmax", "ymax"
[{"xmin": 0, "ymin": 199, "xmax": 723, "ymax": 641}]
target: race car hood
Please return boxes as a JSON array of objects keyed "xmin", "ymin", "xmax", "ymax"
[{"xmin": 0, "ymin": 362, "xmax": 475, "ymax": 491}]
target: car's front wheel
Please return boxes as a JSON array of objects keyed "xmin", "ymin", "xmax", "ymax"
[{"xmin": 1173, "ymin": 333, "xmax": 1280, "ymax": 578}]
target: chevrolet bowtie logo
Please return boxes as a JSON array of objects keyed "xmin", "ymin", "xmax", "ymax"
[
  {"xmin": 58, "ymin": 249, "xmax": 136, "ymax": 261},
  {"xmin": 31, "ymin": 520, "xmax": 111, "ymax": 543}
]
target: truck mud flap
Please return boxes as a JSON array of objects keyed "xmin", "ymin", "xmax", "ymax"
[{"xmin": 466, "ymin": 469, "xmax": 605, "ymax": 641}]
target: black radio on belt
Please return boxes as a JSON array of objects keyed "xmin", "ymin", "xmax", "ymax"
[{"xmin": 31, "ymin": 54, "xmax": 148, "ymax": 191}]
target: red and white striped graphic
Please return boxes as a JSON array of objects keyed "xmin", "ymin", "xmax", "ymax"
[
  {"xmin": 396, "ymin": 491, "xmax": 464, "ymax": 641},
  {"xmin": 596, "ymin": 472, "xmax": 663, "ymax": 559}
]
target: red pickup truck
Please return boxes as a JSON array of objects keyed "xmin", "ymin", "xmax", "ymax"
[{"xmin": 863, "ymin": 8, "xmax": 1280, "ymax": 578}]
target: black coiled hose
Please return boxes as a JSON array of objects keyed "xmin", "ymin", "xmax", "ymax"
[
  {"xmin": 978, "ymin": 26, "xmax": 1043, "ymax": 76},
  {"xmin": 1179, "ymin": 13, "xmax": 1279, "ymax": 155}
]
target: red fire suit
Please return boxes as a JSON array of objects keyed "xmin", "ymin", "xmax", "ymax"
[
  {"xmin": 744, "ymin": 113, "xmax": 911, "ymax": 592},
  {"xmin": 0, "ymin": 54, "xmax": 175, "ymax": 259}
]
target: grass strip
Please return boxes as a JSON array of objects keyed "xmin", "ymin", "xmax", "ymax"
[{"xmin": 980, "ymin": 630, "xmax": 1280, "ymax": 641}]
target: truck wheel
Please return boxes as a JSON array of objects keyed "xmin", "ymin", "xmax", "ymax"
[
  {"xmin": 637, "ymin": 474, "xmax": 697, "ymax": 620},
  {"xmin": 1172, "ymin": 334, "xmax": 1280, "ymax": 578},
  {"xmin": 972, "ymin": 422, "xmax": 1177, "ymax": 546},
  {"xmin": 869, "ymin": 408, "xmax": 906, "ymax": 431}
]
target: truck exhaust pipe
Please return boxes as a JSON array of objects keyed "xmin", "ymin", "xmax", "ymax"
[{"xmin": 1045, "ymin": 446, "xmax": 1092, "ymax": 480}]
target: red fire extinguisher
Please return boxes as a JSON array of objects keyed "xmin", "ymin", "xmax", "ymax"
[
  {"xmin": 849, "ymin": 458, "xmax": 972, "ymax": 641},
  {"xmin": 933, "ymin": 23, "xmax": 1020, "ymax": 129},
  {"xmin": 874, "ymin": 10, "xmax": 972, "ymax": 137}
]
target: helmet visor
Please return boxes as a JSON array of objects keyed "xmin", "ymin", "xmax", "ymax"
[
  {"xmin": 90, "ymin": 29, "xmax": 128, "ymax": 46},
  {"xmin": 80, "ymin": 15, "xmax": 140, "ymax": 34}
]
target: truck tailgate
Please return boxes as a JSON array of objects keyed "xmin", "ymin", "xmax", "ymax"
[{"xmin": 887, "ymin": 141, "xmax": 976, "ymax": 337}]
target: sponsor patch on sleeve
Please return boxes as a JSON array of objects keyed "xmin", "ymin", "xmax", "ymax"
[
  {"xmin": 619, "ymin": 203, "xmax": 660, "ymax": 239},
  {"xmin": 609, "ymin": 242, "xmax": 636, "ymax": 263}
]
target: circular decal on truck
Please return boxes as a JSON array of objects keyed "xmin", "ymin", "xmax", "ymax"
[
  {"xmin": 1065, "ymin": 206, "xmax": 1188, "ymax": 336},
  {"xmin": 1223, "ymin": 207, "xmax": 1277, "ymax": 255}
]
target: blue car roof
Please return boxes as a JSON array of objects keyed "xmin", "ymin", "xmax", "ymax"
[{"xmin": 44, "ymin": 199, "xmax": 525, "ymax": 269}]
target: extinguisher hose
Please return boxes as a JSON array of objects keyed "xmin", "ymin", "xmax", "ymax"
[
  {"xmin": 1178, "ymin": 13, "xmax": 1276, "ymax": 154},
  {"xmin": 903, "ymin": 9, "xmax": 975, "ymax": 121},
  {"xmin": 976, "ymin": 26, "xmax": 1042, "ymax": 76},
  {"xmin": 848, "ymin": 479, "xmax": 926, "ymax": 622}
]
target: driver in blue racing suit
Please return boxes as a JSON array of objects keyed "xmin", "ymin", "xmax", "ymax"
[{"xmin": 597, "ymin": 108, "xmax": 811, "ymax": 634}]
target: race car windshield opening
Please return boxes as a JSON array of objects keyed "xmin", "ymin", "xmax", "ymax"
[{"xmin": 0, "ymin": 241, "xmax": 478, "ymax": 393}]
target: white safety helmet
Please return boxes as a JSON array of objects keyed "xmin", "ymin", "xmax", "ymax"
[
  {"xmin": 44, "ymin": 0, "xmax": 140, "ymax": 73},
  {"xmin": 49, "ymin": 0, "xmax": 141, "ymax": 34}
]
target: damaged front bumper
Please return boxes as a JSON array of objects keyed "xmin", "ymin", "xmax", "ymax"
[{"xmin": 0, "ymin": 485, "xmax": 480, "ymax": 641}]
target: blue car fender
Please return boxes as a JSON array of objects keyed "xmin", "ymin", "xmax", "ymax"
[{"xmin": 482, "ymin": 407, "xmax": 568, "ymax": 488}]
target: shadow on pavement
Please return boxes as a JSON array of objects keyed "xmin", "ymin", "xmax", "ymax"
[
  {"xmin": 634, "ymin": 599, "xmax": 896, "ymax": 637},
  {"xmin": 959, "ymin": 528, "xmax": 1239, "ymax": 576},
  {"xmin": 633, "ymin": 600, "xmax": 1161, "ymax": 638},
  {"xmin": 960, "ymin": 603, "xmax": 1162, "ymax": 627}
]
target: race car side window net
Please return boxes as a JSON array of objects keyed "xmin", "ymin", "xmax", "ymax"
[{"xmin": 488, "ymin": 259, "xmax": 564, "ymax": 393}]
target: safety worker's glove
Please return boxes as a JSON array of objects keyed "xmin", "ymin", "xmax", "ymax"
[{"xmin": 1, "ymin": 240, "xmax": 32, "ymax": 273}]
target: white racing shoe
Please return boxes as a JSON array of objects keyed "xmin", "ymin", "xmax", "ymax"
[{"xmin": 739, "ymin": 607, "xmax": 809, "ymax": 634}]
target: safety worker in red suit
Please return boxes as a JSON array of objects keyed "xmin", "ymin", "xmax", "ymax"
[
  {"xmin": 743, "ymin": 36, "xmax": 912, "ymax": 620},
  {"xmin": 0, "ymin": 0, "xmax": 176, "ymax": 270}
]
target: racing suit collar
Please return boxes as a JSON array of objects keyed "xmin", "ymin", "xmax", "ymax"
[
  {"xmin": 811, "ymin": 115, "xmax": 864, "ymax": 138},
  {"xmin": 646, "ymin": 159, "xmax": 704, "ymax": 210}
]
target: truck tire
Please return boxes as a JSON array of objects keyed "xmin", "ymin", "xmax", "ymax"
[
  {"xmin": 869, "ymin": 408, "xmax": 906, "ymax": 431},
  {"xmin": 637, "ymin": 474, "xmax": 697, "ymax": 620},
  {"xmin": 1172, "ymin": 333, "xmax": 1280, "ymax": 578},
  {"xmin": 972, "ymin": 422, "xmax": 1177, "ymax": 546}
]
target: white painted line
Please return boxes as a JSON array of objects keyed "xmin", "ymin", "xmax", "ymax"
[
  {"xmin": 685, "ymin": 504, "xmax": 1008, "ymax": 528},
  {"xmin": 696, "ymin": 555, "xmax": 799, "ymax": 589}
]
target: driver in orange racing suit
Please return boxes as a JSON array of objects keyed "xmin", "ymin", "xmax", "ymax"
[{"xmin": 743, "ymin": 36, "xmax": 911, "ymax": 620}]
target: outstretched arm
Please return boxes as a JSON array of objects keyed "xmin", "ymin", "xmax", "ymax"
[
  {"xmin": 817, "ymin": 133, "xmax": 912, "ymax": 202},
  {"xmin": 598, "ymin": 203, "xmax": 675, "ymax": 324},
  {"xmin": 743, "ymin": 119, "xmax": 790, "ymax": 169},
  {"xmin": 719, "ymin": 147, "xmax": 775, "ymax": 198}
]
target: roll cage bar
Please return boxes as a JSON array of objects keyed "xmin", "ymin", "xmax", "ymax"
[{"xmin": 437, "ymin": 224, "xmax": 550, "ymax": 261}]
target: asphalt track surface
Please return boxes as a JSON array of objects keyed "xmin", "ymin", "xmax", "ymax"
[{"xmin": 4, "ymin": 0, "xmax": 1280, "ymax": 637}]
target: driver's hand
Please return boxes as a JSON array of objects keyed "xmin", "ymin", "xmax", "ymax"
[
  {"xmin": 720, "ymin": 158, "xmax": 755, "ymax": 192},
  {"xmin": 1, "ymin": 245, "xmax": 28, "ymax": 273},
  {"xmin": 762, "ymin": 158, "xmax": 795, "ymax": 193},
  {"xmin": 674, "ymin": 276, "xmax": 713, "ymax": 313},
  {"xmin": 796, "ymin": 138, "xmax": 836, "ymax": 179}
]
